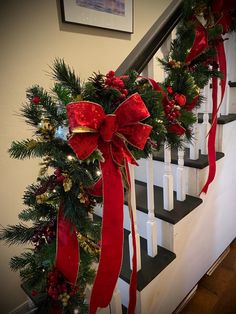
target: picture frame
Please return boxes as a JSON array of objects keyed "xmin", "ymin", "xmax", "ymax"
[{"xmin": 60, "ymin": 0, "xmax": 133, "ymax": 33}]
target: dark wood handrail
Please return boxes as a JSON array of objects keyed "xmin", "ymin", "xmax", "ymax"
[{"xmin": 115, "ymin": 0, "xmax": 183, "ymax": 76}]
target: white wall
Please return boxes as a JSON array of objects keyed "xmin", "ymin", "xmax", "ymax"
[{"xmin": 0, "ymin": 0, "xmax": 171, "ymax": 312}]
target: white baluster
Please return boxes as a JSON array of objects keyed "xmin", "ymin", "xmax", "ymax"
[
  {"xmin": 161, "ymin": 33, "xmax": 172, "ymax": 58},
  {"xmin": 163, "ymin": 142, "xmax": 174, "ymax": 211},
  {"xmin": 110, "ymin": 284, "xmax": 122, "ymax": 314},
  {"xmin": 189, "ymin": 108, "xmax": 200, "ymax": 160},
  {"xmin": 201, "ymin": 84, "xmax": 211, "ymax": 155},
  {"xmin": 177, "ymin": 147, "xmax": 186, "ymax": 201},
  {"xmin": 146, "ymin": 154, "xmax": 158, "ymax": 257},
  {"xmin": 128, "ymin": 164, "xmax": 141, "ymax": 271},
  {"xmin": 221, "ymin": 83, "xmax": 230, "ymax": 115}
]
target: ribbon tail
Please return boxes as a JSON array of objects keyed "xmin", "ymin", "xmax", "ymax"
[
  {"xmin": 185, "ymin": 17, "xmax": 208, "ymax": 64},
  {"xmin": 89, "ymin": 155, "xmax": 124, "ymax": 314},
  {"xmin": 125, "ymin": 161, "xmax": 137, "ymax": 314},
  {"xmin": 201, "ymin": 75, "xmax": 218, "ymax": 193},
  {"xmin": 55, "ymin": 205, "xmax": 79, "ymax": 286},
  {"xmin": 217, "ymin": 38, "xmax": 227, "ymax": 107}
]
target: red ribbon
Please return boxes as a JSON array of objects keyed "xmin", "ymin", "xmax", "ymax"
[
  {"xmin": 186, "ymin": 17, "xmax": 208, "ymax": 64},
  {"xmin": 67, "ymin": 93, "xmax": 152, "ymax": 313},
  {"xmin": 55, "ymin": 205, "xmax": 79, "ymax": 286},
  {"xmin": 201, "ymin": 59, "xmax": 218, "ymax": 193}
]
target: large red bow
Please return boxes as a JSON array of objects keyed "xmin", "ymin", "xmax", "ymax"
[
  {"xmin": 67, "ymin": 93, "xmax": 152, "ymax": 314},
  {"xmin": 67, "ymin": 93, "xmax": 151, "ymax": 164}
]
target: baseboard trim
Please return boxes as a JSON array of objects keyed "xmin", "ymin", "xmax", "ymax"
[
  {"xmin": 207, "ymin": 246, "xmax": 230, "ymax": 276},
  {"xmin": 173, "ymin": 284, "xmax": 198, "ymax": 313}
]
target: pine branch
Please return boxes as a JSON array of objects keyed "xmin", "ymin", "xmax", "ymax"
[
  {"xmin": 51, "ymin": 58, "xmax": 81, "ymax": 97},
  {"xmin": 0, "ymin": 224, "xmax": 35, "ymax": 245},
  {"xmin": 10, "ymin": 251, "xmax": 34, "ymax": 271},
  {"xmin": 20, "ymin": 103, "xmax": 42, "ymax": 127},
  {"xmin": 19, "ymin": 204, "xmax": 56, "ymax": 222}
]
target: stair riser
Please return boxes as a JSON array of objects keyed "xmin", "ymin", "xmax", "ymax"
[{"xmin": 135, "ymin": 159, "xmax": 207, "ymax": 196}]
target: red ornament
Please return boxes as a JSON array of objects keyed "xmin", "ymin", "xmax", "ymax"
[
  {"xmin": 174, "ymin": 93, "xmax": 186, "ymax": 106},
  {"xmin": 167, "ymin": 86, "xmax": 173, "ymax": 94},
  {"xmin": 32, "ymin": 96, "xmax": 41, "ymax": 105}
]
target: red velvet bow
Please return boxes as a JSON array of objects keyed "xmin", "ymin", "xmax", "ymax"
[
  {"xmin": 67, "ymin": 93, "xmax": 152, "ymax": 314},
  {"xmin": 67, "ymin": 93, "xmax": 151, "ymax": 164}
]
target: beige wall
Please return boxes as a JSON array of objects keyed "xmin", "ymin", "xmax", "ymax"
[{"xmin": 0, "ymin": 0, "xmax": 171, "ymax": 311}]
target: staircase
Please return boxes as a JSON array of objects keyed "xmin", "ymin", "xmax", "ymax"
[{"xmin": 93, "ymin": 1, "xmax": 236, "ymax": 313}]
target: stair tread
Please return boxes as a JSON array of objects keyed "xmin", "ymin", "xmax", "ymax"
[
  {"xmin": 153, "ymin": 147, "xmax": 224, "ymax": 169},
  {"xmin": 125, "ymin": 181, "xmax": 202, "ymax": 224},
  {"xmin": 120, "ymin": 229, "xmax": 176, "ymax": 291},
  {"xmin": 198, "ymin": 113, "xmax": 236, "ymax": 124}
]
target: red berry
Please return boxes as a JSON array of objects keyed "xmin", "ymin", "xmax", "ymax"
[
  {"xmin": 32, "ymin": 96, "xmax": 41, "ymax": 105},
  {"xmin": 105, "ymin": 78, "xmax": 112, "ymax": 85},
  {"xmin": 106, "ymin": 70, "xmax": 115, "ymax": 78},
  {"xmin": 167, "ymin": 86, "xmax": 173, "ymax": 94},
  {"xmin": 56, "ymin": 175, "xmax": 65, "ymax": 183},
  {"xmin": 54, "ymin": 168, "xmax": 61, "ymax": 176},
  {"xmin": 123, "ymin": 89, "xmax": 128, "ymax": 96}
]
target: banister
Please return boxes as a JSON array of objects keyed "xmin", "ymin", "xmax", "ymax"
[{"xmin": 115, "ymin": 0, "xmax": 183, "ymax": 76}]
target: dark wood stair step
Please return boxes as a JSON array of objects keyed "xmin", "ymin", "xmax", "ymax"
[
  {"xmin": 125, "ymin": 181, "xmax": 202, "ymax": 225},
  {"xmin": 120, "ymin": 229, "xmax": 176, "ymax": 291},
  {"xmin": 153, "ymin": 147, "xmax": 224, "ymax": 169},
  {"xmin": 198, "ymin": 113, "xmax": 236, "ymax": 124}
]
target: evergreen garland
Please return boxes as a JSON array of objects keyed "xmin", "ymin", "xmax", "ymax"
[{"xmin": 1, "ymin": 0, "xmax": 236, "ymax": 312}]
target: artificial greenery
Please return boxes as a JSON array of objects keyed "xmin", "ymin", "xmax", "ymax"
[{"xmin": 1, "ymin": 0, "xmax": 236, "ymax": 312}]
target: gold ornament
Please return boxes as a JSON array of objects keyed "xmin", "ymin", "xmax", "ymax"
[
  {"xmin": 42, "ymin": 118, "xmax": 55, "ymax": 132},
  {"xmin": 77, "ymin": 232, "xmax": 100, "ymax": 256},
  {"xmin": 63, "ymin": 175, "xmax": 72, "ymax": 192},
  {"xmin": 36, "ymin": 192, "xmax": 48, "ymax": 204}
]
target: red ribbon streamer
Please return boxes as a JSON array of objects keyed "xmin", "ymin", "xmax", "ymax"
[
  {"xmin": 216, "ymin": 38, "xmax": 227, "ymax": 107},
  {"xmin": 185, "ymin": 17, "xmax": 208, "ymax": 64},
  {"xmin": 201, "ymin": 38, "xmax": 227, "ymax": 193},
  {"xmin": 201, "ymin": 60, "xmax": 218, "ymax": 194},
  {"xmin": 90, "ymin": 151, "xmax": 124, "ymax": 313},
  {"xmin": 55, "ymin": 205, "xmax": 79, "ymax": 285},
  {"xmin": 67, "ymin": 93, "xmax": 152, "ymax": 313}
]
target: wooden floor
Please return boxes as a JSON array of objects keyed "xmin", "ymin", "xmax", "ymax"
[{"xmin": 180, "ymin": 239, "xmax": 236, "ymax": 314}]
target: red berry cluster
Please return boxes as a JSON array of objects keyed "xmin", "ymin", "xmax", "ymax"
[
  {"xmin": 105, "ymin": 71, "xmax": 128, "ymax": 101},
  {"xmin": 47, "ymin": 267, "xmax": 78, "ymax": 306},
  {"xmin": 35, "ymin": 169, "xmax": 65, "ymax": 196},
  {"xmin": 164, "ymin": 87, "xmax": 187, "ymax": 122},
  {"xmin": 32, "ymin": 220, "xmax": 56, "ymax": 250},
  {"xmin": 164, "ymin": 99, "xmax": 181, "ymax": 122},
  {"xmin": 54, "ymin": 168, "xmax": 65, "ymax": 183}
]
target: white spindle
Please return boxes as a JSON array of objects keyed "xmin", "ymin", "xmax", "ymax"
[
  {"xmin": 161, "ymin": 33, "xmax": 172, "ymax": 58},
  {"xmin": 201, "ymin": 84, "xmax": 210, "ymax": 155},
  {"xmin": 189, "ymin": 108, "xmax": 200, "ymax": 160},
  {"xmin": 146, "ymin": 154, "xmax": 158, "ymax": 257},
  {"xmin": 110, "ymin": 284, "xmax": 122, "ymax": 314},
  {"xmin": 128, "ymin": 164, "xmax": 141, "ymax": 271},
  {"xmin": 163, "ymin": 142, "xmax": 174, "ymax": 211},
  {"xmin": 177, "ymin": 148, "xmax": 186, "ymax": 201}
]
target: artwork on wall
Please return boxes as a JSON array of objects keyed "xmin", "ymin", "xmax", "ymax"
[{"xmin": 61, "ymin": 0, "xmax": 133, "ymax": 33}]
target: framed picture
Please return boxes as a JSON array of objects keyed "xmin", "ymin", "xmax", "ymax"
[{"xmin": 60, "ymin": 0, "xmax": 133, "ymax": 33}]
